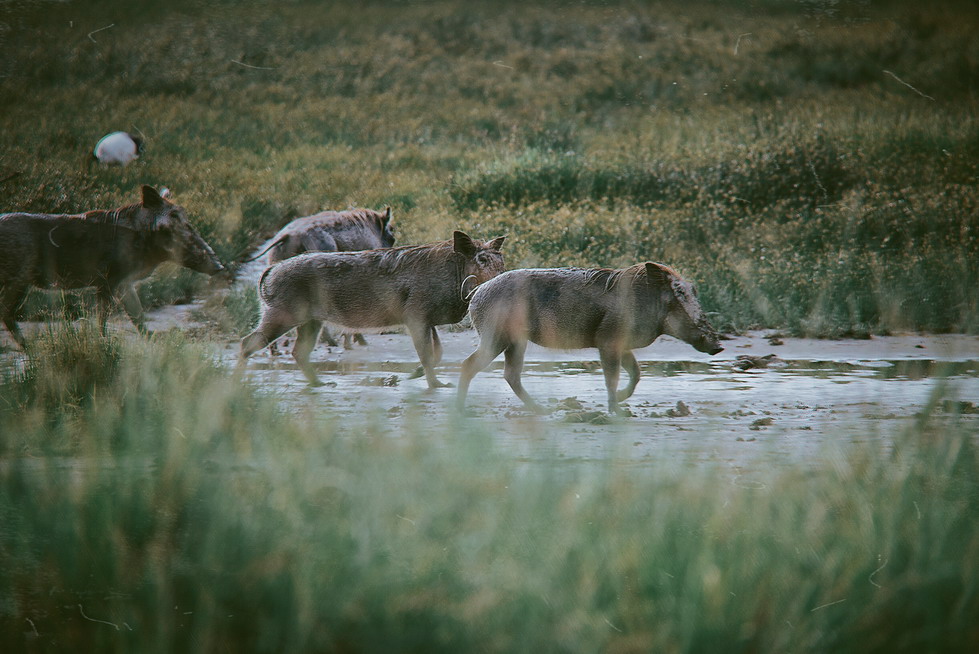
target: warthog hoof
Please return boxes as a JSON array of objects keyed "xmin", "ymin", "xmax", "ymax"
[
  {"xmin": 609, "ymin": 405, "xmax": 635, "ymax": 418},
  {"xmin": 424, "ymin": 380, "xmax": 454, "ymax": 393},
  {"xmin": 523, "ymin": 402, "xmax": 550, "ymax": 416}
]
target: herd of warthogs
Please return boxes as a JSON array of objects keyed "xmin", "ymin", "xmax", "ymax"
[{"xmin": 0, "ymin": 186, "xmax": 724, "ymax": 414}]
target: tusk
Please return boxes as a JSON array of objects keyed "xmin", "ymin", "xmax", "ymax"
[{"xmin": 461, "ymin": 274, "xmax": 479, "ymax": 301}]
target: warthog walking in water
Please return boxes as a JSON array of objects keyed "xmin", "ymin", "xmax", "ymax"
[
  {"xmin": 255, "ymin": 207, "xmax": 396, "ymax": 348},
  {"xmin": 0, "ymin": 185, "xmax": 226, "ymax": 346},
  {"xmin": 457, "ymin": 263, "xmax": 723, "ymax": 415},
  {"xmin": 239, "ymin": 231, "xmax": 506, "ymax": 388}
]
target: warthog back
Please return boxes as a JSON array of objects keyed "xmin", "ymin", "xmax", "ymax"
[{"xmin": 266, "ymin": 207, "xmax": 395, "ymax": 264}]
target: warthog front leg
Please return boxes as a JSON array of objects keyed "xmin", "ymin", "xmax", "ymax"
[
  {"xmin": 615, "ymin": 351, "xmax": 641, "ymax": 403},
  {"xmin": 408, "ymin": 327, "xmax": 442, "ymax": 380},
  {"xmin": 598, "ymin": 347, "xmax": 630, "ymax": 415},
  {"xmin": 407, "ymin": 323, "xmax": 450, "ymax": 389},
  {"xmin": 94, "ymin": 286, "xmax": 124, "ymax": 336},
  {"xmin": 293, "ymin": 319, "xmax": 324, "ymax": 386},
  {"xmin": 115, "ymin": 284, "xmax": 147, "ymax": 334}
]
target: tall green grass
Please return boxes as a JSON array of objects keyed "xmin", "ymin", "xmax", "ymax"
[{"xmin": 1, "ymin": 330, "xmax": 978, "ymax": 651}]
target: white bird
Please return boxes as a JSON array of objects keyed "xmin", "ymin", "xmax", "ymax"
[{"xmin": 92, "ymin": 131, "xmax": 144, "ymax": 165}]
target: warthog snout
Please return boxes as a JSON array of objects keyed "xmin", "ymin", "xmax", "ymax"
[
  {"xmin": 184, "ymin": 241, "xmax": 226, "ymax": 276},
  {"xmin": 662, "ymin": 275, "xmax": 723, "ymax": 357},
  {"xmin": 676, "ymin": 322, "xmax": 723, "ymax": 356}
]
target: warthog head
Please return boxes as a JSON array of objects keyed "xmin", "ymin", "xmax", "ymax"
[
  {"xmin": 647, "ymin": 263, "xmax": 723, "ymax": 355},
  {"xmin": 454, "ymin": 230, "xmax": 506, "ymax": 293},
  {"xmin": 140, "ymin": 186, "xmax": 226, "ymax": 277}
]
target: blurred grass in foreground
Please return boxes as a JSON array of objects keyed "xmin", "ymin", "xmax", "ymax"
[{"xmin": 1, "ymin": 329, "xmax": 978, "ymax": 652}]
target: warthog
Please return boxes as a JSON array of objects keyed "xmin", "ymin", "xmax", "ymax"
[
  {"xmin": 256, "ymin": 207, "xmax": 396, "ymax": 348},
  {"xmin": 264, "ymin": 207, "xmax": 395, "ymax": 265},
  {"xmin": 0, "ymin": 185, "xmax": 226, "ymax": 346},
  {"xmin": 457, "ymin": 263, "xmax": 723, "ymax": 415},
  {"xmin": 239, "ymin": 231, "xmax": 506, "ymax": 388}
]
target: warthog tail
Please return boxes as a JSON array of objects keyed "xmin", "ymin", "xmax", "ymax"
[
  {"xmin": 240, "ymin": 235, "xmax": 288, "ymax": 264},
  {"xmin": 257, "ymin": 264, "xmax": 276, "ymax": 302}
]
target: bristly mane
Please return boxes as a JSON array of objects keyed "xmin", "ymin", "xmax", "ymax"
[
  {"xmin": 81, "ymin": 202, "xmax": 144, "ymax": 225},
  {"xmin": 581, "ymin": 263, "xmax": 682, "ymax": 292},
  {"xmin": 374, "ymin": 239, "xmax": 458, "ymax": 273},
  {"xmin": 341, "ymin": 208, "xmax": 386, "ymax": 226},
  {"xmin": 584, "ymin": 263, "xmax": 673, "ymax": 293},
  {"xmin": 308, "ymin": 208, "xmax": 387, "ymax": 229}
]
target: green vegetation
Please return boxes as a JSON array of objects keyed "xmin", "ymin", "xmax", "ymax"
[
  {"xmin": 1, "ymin": 329, "xmax": 978, "ymax": 652},
  {"xmin": 1, "ymin": 0, "xmax": 976, "ymax": 335}
]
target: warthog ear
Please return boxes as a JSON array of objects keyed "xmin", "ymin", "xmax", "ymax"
[
  {"xmin": 141, "ymin": 185, "xmax": 166, "ymax": 209},
  {"xmin": 486, "ymin": 235, "xmax": 506, "ymax": 251},
  {"xmin": 453, "ymin": 230, "xmax": 477, "ymax": 257},
  {"xmin": 382, "ymin": 207, "xmax": 392, "ymax": 225},
  {"xmin": 644, "ymin": 262, "xmax": 674, "ymax": 287}
]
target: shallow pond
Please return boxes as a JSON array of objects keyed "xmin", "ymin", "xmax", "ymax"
[{"xmin": 225, "ymin": 325, "xmax": 979, "ymax": 470}]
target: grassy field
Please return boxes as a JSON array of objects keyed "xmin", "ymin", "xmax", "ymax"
[
  {"xmin": 1, "ymin": 0, "xmax": 977, "ymax": 336},
  {"xmin": 1, "ymin": 0, "xmax": 979, "ymax": 650}
]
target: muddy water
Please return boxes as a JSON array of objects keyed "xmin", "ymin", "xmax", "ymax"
[{"xmin": 224, "ymin": 326, "xmax": 979, "ymax": 469}]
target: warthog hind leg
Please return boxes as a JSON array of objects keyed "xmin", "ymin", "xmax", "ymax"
[
  {"xmin": 1, "ymin": 286, "xmax": 28, "ymax": 348},
  {"xmin": 293, "ymin": 319, "xmax": 324, "ymax": 386},
  {"xmin": 408, "ymin": 323, "xmax": 450, "ymax": 389},
  {"xmin": 504, "ymin": 340, "xmax": 546, "ymax": 414},
  {"xmin": 239, "ymin": 312, "xmax": 296, "ymax": 364},
  {"xmin": 456, "ymin": 335, "xmax": 509, "ymax": 411},
  {"xmin": 319, "ymin": 325, "xmax": 340, "ymax": 348}
]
